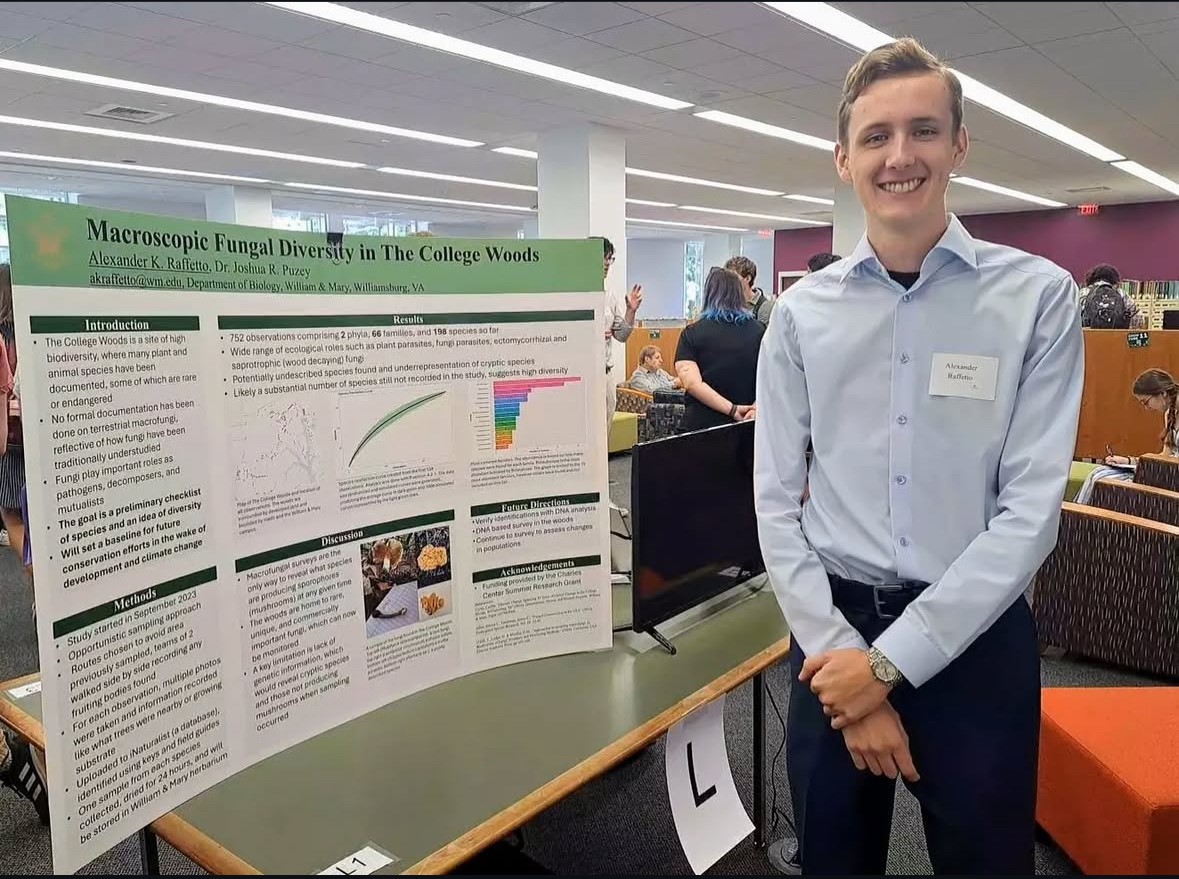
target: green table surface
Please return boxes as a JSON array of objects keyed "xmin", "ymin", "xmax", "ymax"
[{"xmin": 2, "ymin": 585, "xmax": 788, "ymax": 874}]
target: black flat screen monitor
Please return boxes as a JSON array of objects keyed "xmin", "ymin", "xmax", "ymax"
[
  {"xmin": 1163, "ymin": 310, "xmax": 1179, "ymax": 330},
  {"xmin": 630, "ymin": 420, "xmax": 764, "ymax": 633}
]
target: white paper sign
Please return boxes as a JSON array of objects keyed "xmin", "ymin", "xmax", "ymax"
[
  {"xmin": 665, "ymin": 694, "xmax": 754, "ymax": 874},
  {"xmin": 929, "ymin": 352, "xmax": 999, "ymax": 401},
  {"xmin": 317, "ymin": 845, "xmax": 395, "ymax": 876},
  {"xmin": 6, "ymin": 681, "xmax": 41, "ymax": 699}
]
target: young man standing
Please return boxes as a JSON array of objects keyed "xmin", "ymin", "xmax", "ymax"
[
  {"xmin": 725, "ymin": 255, "xmax": 772, "ymax": 325},
  {"xmin": 754, "ymin": 39, "xmax": 1083, "ymax": 875},
  {"xmin": 597, "ymin": 236, "xmax": 642, "ymax": 431}
]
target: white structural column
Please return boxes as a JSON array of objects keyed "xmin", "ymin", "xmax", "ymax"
[
  {"xmin": 701, "ymin": 233, "xmax": 742, "ymax": 274},
  {"xmin": 204, "ymin": 186, "xmax": 274, "ymax": 227},
  {"xmin": 831, "ymin": 184, "xmax": 865, "ymax": 257},
  {"xmin": 537, "ymin": 122, "xmax": 627, "ymax": 382},
  {"xmin": 537, "ymin": 122, "xmax": 626, "ymax": 282}
]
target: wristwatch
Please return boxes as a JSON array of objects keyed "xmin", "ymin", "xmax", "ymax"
[{"xmin": 866, "ymin": 646, "xmax": 904, "ymax": 689}]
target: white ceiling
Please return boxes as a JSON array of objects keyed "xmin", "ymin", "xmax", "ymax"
[{"xmin": 0, "ymin": 1, "xmax": 1177, "ymax": 231}]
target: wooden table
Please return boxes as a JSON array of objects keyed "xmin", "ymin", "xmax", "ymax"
[{"xmin": 1, "ymin": 587, "xmax": 789, "ymax": 875}]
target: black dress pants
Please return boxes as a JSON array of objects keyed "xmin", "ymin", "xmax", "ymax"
[{"xmin": 786, "ymin": 584, "xmax": 1040, "ymax": 875}]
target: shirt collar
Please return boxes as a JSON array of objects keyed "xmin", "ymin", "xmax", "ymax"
[{"xmin": 840, "ymin": 213, "xmax": 978, "ymax": 283}]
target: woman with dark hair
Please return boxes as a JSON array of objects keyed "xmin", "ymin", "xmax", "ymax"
[
  {"xmin": 1075, "ymin": 368, "xmax": 1178, "ymax": 503},
  {"xmin": 673, "ymin": 267, "xmax": 764, "ymax": 432}
]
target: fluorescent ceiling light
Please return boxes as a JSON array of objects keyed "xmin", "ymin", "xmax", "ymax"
[
  {"xmin": 625, "ymin": 167, "xmax": 783, "ymax": 197},
  {"xmin": 626, "ymin": 197, "xmax": 677, "ymax": 207},
  {"xmin": 1111, "ymin": 160, "xmax": 1179, "ymax": 197},
  {"xmin": 0, "ymin": 58, "xmax": 481, "ymax": 148},
  {"xmin": 785, "ymin": 193, "xmax": 835, "ymax": 205},
  {"xmin": 0, "ymin": 151, "xmax": 269, "ymax": 183},
  {"xmin": 626, "ymin": 217, "xmax": 748, "ymax": 232},
  {"xmin": 267, "ymin": 2, "xmax": 693, "ymax": 111},
  {"xmin": 758, "ymin": 2, "xmax": 1125, "ymax": 163},
  {"xmin": 493, "ymin": 147, "xmax": 538, "ymax": 159},
  {"xmin": 694, "ymin": 110, "xmax": 836, "ymax": 151},
  {"xmin": 0, "ymin": 114, "xmax": 363, "ymax": 168},
  {"xmin": 679, "ymin": 205, "xmax": 829, "ymax": 225},
  {"xmin": 377, "ymin": 166, "xmax": 536, "ymax": 191},
  {"xmin": 284, "ymin": 182, "xmax": 535, "ymax": 212},
  {"xmin": 951, "ymin": 175, "xmax": 1067, "ymax": 208}
]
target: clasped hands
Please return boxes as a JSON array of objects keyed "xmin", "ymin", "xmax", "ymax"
[{"xmin": 801, "ymin": 648, "xmax": 920, "ymax": 782}]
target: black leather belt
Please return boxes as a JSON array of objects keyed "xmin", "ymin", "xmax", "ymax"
[{"xmin": 829, "ymin": 574, "xmax": 929, "ymax": 620}]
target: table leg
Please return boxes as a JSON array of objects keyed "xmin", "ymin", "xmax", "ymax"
[
  {"xmin": 140, "ymin": 826, "xmax": 160, "ymax": 875},
  {"xmin": 753, "ymin": 671, "xmax": 766, "ymax": 848}
]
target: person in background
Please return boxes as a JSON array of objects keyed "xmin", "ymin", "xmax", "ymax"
[
  {"xmin": 594, "ymin": 237, "xmax": 642, "ymax": 433},
  {"xmin": 725, "ymin": 255, "xmax": 772, "ymax": 325},
  {"xmin": 807, "ymin": 252, "xmax": 843, "ymax": 273},
  {"xmin": 755, "ymin": 38, "xmax": 1083, "ymax": 875},
  {"xmin": 1078, "ymin": 263, "xmax": 1143, "ymax": 329},
  {"xmin": 0, "ymin": 266, "xmax": 21, "ymax": 568},
  {"xmin": 1074, "ymin": 368, "xmax": 1178, "ymax": 503},
  {"xmin": 628, "ymin": 345, "xmax": 680, "ymax": 394},
  {"xmin": 674, "ymin": 267, "xmax": 763, "ymax": 432}
]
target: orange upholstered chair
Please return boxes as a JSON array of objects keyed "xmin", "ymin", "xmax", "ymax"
[{"xmin": 1038, "ymin": 688, "xmax": 1179, "ymax": 875}]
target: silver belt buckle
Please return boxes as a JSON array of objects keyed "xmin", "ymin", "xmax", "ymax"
[{"xmin": 873, "ymin": 584, "xmax": 905, "ymax": 620}]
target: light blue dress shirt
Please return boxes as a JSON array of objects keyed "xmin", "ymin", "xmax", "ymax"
[{"xmin": 753, "ymin": 215, "xmax": 1084, "ymax": 687}]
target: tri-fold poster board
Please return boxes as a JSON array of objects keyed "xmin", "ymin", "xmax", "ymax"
[{"xmin": 7, "ymin": 197, "xmax": 611, "ymax": 873}]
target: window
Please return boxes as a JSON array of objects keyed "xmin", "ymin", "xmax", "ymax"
[
  {"xmin": 273, "ymin": 209, "xmax": 327, "ymax": 232},
  {"xmin": 684, "ymin": 240, "xmax": 704, "ymax": 318}
]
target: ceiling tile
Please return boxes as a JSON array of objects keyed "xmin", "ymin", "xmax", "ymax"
[
  {"xmin": 616, "ymin": 2, "xmax": 700, "ymax": 14},
  {"xmin": 970, "ymin": 2, "xmax": 1123, "ymax": 43},
  {"xmin": 1107, "ymin": 2, "xmax": 1179, "ymax": 26},
  {"xmin": 640, "ymin": 36, "xmax": 743, "ymax": 69},
  {"xmin": 296, "ymin": 23, "xmax": 413, "ymax": 61},
  {"xmin": 374, "ymin": 45, "xmax": 475, "ymax": 77},
  {"xmin": 27, "ymin": 3, "xmax": 99, "ymax": 21},
  {"xmin": 128, "ymin": 44, "xmax": 227, "ymax": 75},
  {"xmin": 206, "ymin": 60, "xmax": 309, "ymax": 89},
  {"xmin": 531, "ymin": 36, "xmax": 629, "ymax": 68},
  {"xmin": 160, "ymin": 24, "xmax": 285, "ymax": 59},
  {"xmin": 352, "ymin": 2, "xmax": 507, "ymax": 34},
  {"xmin": 437, "ymin": 63, "xmax": 573, "ymax": 102},
  {"xmin": 764, "ymin": 83, "xmax": 842, "ymax": 115},
  {"xmin": 728, "ymin": 68, "xmax": 820, "ymax": 95},
  {"xmin": 587, "ymin": 17, "xmax": 699, "ymax": 52},
  {"xmin": 0, "ymin": 9, "xmax": 55, "ymax": 41},
  {"xmin": 686, "ymin": 54, "xmax": 783, "ymax": 85},
  {"xmin": 64, "ymin": 4, "xmax": 200, "ymax": 40},
  {"xmin": 1141, "ymin": 29, "xmax": 1179, "ymax": 78},
  {"xmin": 656, "ymin": 2, "xmax": 771, "ymax": 36},
  {"xmin": 523, "ymin": 2, "xmax": 647, "ymax": 36},
  {"xmin": 460, "ymin": 16, "xmax": 572, "ymax": 52},
  {"xmin": 579, "ymin": 53, "xmax": 678, "ymax": 86},
  {"xmin": 253, "ymin": 44, "xmax": 356, "ymax": 77},
  {"xmin": 835, "ymin": 2, "xmax": 968, "ymax": 25},
  {"xmin": 34, "ymin": 21, "xmax": 157, "ymax": 58},
  {"xmin": 142, "ymin": 2, "xmax": 337, "ymax": 42}
]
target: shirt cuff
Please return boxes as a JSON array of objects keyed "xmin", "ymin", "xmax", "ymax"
[{"xmin": 871, "ymin": 615, "xmax": 947, "ymax": 688}]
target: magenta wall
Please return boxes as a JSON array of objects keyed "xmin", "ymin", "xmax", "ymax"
[
  {"xmin": 774, "ymin": 199, "xmax": 1179, "ymax": 283},
  {"xmin": 773, "ymin": 226, "xmax": 834, "ymax": 279}
]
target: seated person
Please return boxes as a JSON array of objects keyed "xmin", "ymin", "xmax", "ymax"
[
  {"xmin": 1075, "ymin": 368, "xmax": 1177, "ymax": 503},
  {"xmin": 674, "ymin": 267, "xmax": 763, "ymax": 432},
  {"xmin": 628, "ymin": 345, "xmax": 680, "ymax": 393}
]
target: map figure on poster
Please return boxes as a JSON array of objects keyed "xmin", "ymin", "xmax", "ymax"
[{"xmin": 232, "ymin": 402, "xmax": 321, "ymax": 498}]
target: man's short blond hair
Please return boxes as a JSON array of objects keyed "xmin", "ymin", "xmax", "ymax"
[
  {"xmin": 724, "ymin": 255, "xmax": 757, "ymax": 284},
  {"xmin": 837, "ymin": 37, "xmax": 963, "ymax": 147}
]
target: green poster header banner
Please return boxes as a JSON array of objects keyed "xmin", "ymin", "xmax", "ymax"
[{"xmin": 6, "ymin": 198, "xmax": 604, "ymax": 295}]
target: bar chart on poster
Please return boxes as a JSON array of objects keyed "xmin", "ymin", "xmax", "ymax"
[{"xmin": 475, "ymin": 376, "xmax": 587, "ymax": 451}]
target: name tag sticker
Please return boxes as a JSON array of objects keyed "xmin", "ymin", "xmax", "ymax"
[{"xmin": 929, "ymin": 353, "xmax": 998, "ymax": 401}]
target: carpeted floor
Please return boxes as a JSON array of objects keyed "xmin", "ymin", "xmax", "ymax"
[{"xmin": 0, "ymin": 455, "xmax": 1167, "ymax": 874}]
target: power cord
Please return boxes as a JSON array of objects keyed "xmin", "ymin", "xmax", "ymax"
[{"xmin": 765, "ymin": 676, "xmax": 797, "ymax": 838}]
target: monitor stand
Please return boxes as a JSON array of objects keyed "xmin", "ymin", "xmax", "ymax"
[{"xmin": 643, "ymin": 626, "xmax": 677, "ymax": 655}]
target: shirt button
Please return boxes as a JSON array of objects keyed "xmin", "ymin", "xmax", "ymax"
[
  {"xmin": 896, "ymin": 415, "xmax": 908, "ymax": 425},
  {"xmin": 899, "ymin": 537, "xmax": 910, "ymax": 547},
  {"xmin": 902, "ymin": 293, "xmax": 912, "ymax": 302},
  {"xmin": 900, "ymin": 353, "xmax": 911, "ymax": 364},
  {"xmin": 896, "ymin": 475, "xmax": 907, "ymax": 485}
]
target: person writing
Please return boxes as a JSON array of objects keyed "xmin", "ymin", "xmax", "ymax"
[
  {"xmin": 675, "ymin": 267, "xmax": 763, "ymax": 432},
  {"xmin": 1075, "ymin": 368, "xmax": 1177, "ymax": 503},
  {"xmin": 754, "ymin": 38, "xmax": 1083, "ymax": 875}
]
